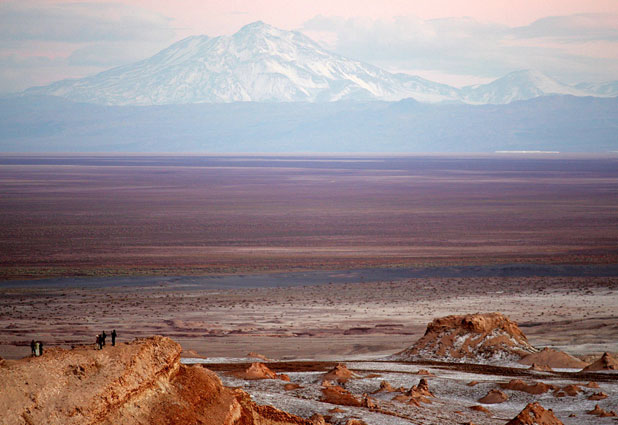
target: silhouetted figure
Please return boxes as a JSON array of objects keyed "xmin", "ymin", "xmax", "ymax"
[
  {"xmin": 101, "ymin": 331, "xmax": 107, "ymax": 346},
  {"xmin": 111, "ymin": 329, "xmax": 117, "ymax": 346},
  {"xmin": 30, "ymin": 340, "xmax": 36, "ymax": 356},
  {"xmin": 39, "ymin": 341, "xmax": 43, "ymax": 356}
]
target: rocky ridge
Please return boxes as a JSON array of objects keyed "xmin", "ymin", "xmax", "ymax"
[{"xmin": 0, "ymin": 336, "xmax": 313, "ymax": 425}]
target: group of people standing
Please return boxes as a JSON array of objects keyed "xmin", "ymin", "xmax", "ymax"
[
  {"xmin": 28, "ymin": 330, "xmax": 118, "ymax": 356},
  {"xmin": 95, "ymin": 330, "xmax": 117, "ymax": 349},
  {"xmin": 30, "ymin": 340, "xmax": 44, "ymax": 357}
]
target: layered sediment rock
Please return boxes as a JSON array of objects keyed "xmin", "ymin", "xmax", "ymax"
[
  {"xmin": 0, "ymin": 336, "xmax": 312, "ymax": 425},
  {"xmin": 393, "ymin": 313, "xmax": 537, "ymax": 362}
]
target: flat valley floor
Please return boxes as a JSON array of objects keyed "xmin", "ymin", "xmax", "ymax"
[
  {"xmin": 0, "ymin": 154, "xmax": 617, "ymax": 360},
  {"xmin": 1, "ymin": 155, "xmax": 617, "ymax": 280}
]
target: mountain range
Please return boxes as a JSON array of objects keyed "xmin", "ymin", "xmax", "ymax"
[
  {"xmin": 2, "ymin": 94, "xmax": 616, "ymax": 152},
  {"xmin": 23, "ymin": 21, "xmax": 617, "ymax": 106}
]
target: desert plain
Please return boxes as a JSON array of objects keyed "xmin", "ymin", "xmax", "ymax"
[{"xmin": 1, "ymin": 155, "xmax": 617, "ymax": 424}]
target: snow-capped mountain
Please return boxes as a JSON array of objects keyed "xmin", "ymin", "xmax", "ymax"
[
  {"xmin": 25, "ymin": 22, "xmax": 457, "ymax": 105},
  {"xmin": 24, "ymin": 22, "xmax": 616, "ymax": 105},
  {"xmin": 460, "ymin": 70, "xmax": 592, "ymax": 104},
  {"xmin": 575, "ymin": 81, "xmax": 618, "ymax": 97}
]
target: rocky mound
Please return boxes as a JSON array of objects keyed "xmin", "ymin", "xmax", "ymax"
[
  {"xmin": 499, "ymin": 379, "xmax": 555, "ymax": 395},
  {"xmin": 0, "ymin": 336, "xmax": 312, "ymax": 425},
  {"xmin": 240, "ymin": 362, "xmax": 278, "ymax": 380},
  {"xmin": 393, "ymin": 313, "xmax": 537, "ymax": 362},
  {"xmin": 506, "ymin": 402, "xmax": 564, "ymax": 425},
  {"xmin": 320, "ymin": 383, "xmax": 361, "ymax": 407},
  {"xmin": 581, "ymin": 352, "xmax": 618, "ymax": 372},
  {"xmin": 519, "ymin": 347, "xmax": 587, "ymax": 369},
  {"xmin": 587, "ymin": 404, "xmax": 617, "ymax": 417},
  {"xmin": 406, "ymin": 378, "xmax": 434, "ymax": 398},
  {"xmin": 322, "ymin": 363, "xmax": 356, "ymax": 384},
  {"xmin": 478, "ymin": 389, "xmax": 508, "ymax": 404}
]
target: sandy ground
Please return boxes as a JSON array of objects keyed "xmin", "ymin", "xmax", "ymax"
[{"xmin": 1, "ymin": 275, "xmax": 616, "ymax": 360}]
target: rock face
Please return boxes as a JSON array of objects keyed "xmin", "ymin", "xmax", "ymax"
[
  {"xmin": 0, "ymin": 336, "xmax": 312, "ymax": 425},
  {"xmin": 506, "ymin": 402, "xmax": 564, "ymax": 425},
  {"xmin": 393, "ymin": 313, "xmax": 537, "ymax": 362},
  {"xmin": 581, "ymin": 352, "xmax": 618, "ymax": 372},
  {"xmin": 519, "ymin": 347, "xmax": 587, "ymax": 369}
]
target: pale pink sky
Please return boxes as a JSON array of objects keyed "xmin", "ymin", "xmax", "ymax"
[{"xmin": 30, "ymin": 0, "xmax": 618, "ymax": 36}]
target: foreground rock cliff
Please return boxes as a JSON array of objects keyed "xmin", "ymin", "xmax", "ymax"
[{"xmin": 0, "ymin": 336, "xmax": 312, "ymax": 425}]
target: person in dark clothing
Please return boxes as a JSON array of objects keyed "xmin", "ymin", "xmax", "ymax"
[
  {"xmin": 101, "ymin": 331, "xmax": 107, "ymax": 346},
  {"xmin": 111, "ymin": 329, "xmax": 117, "ymax": 346},
  {"xmin": 39, "ymin": 341, "xmax": 43, "ymax": 355},
  {"xmin": 31, "ymin": 340, "xmax": 36, "ymax": 356}
]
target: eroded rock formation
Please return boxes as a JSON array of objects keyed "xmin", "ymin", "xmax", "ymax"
[
  {"xmin": 392, "ymin": 313, "xmax": 537, "ymax": 362},
  {"xmin": 581, "ymin": 352, "xmax": 618, "ymax": 372},
  {"xmin": 322, "ymin": 363, "xmax": 356, "ymax": 384},
  {"xmin": 0, "ymin": 336, "xmax": 313, "ymax": 425},
  {"xmin": 506, "ymin": 402, "xmax": 564, "ymax": 425}
]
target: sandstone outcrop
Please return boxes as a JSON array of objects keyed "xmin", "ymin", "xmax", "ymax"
[
  {"xmin": 588, "ymin": 391, "xmax": 608, "ymax": 400},
  {"xmin": 392, "ymin": 313, "xmax": 537, "ymax": 362},
  {"xmin": 506, "ymin": 402, "xmax": 564, "ymax": 425},
  {"xmin": 478, "ymin": 389, "xmax": 508, "ymax": 404},
  {"xmin": 392, "ymin": 378, "xmax": 435, "ymax": 406},
  {"xmin": 322, "ymin": 363, "xmax": 356, "ymax": 384},
  {"xmin": 499, "ymin": 379, "xmax": 555, "ymax": 395},
  {"xmin": 406, "ymin": 378, "xmax": 434, "ymax": 398},
  {"xmin": 0, "ymin": 336, "xmax": 313, "ymax": 425},
  {"xmin": 240, "ymin": 362, "xmax": 278, "ymax": 380},
  {"xmin": 587, "ymin": 404, "xmax": 617, "ymax": 417},
  {"xmin": 581, "ymin": 352, "xmax": 618, "ymax": 372},
  {"xmin": 519, "ymin": 347, "xmax": 586, "ymax": 369},
  {"xmin": 320, "ymin": 384, "xmax": 362, "ymax": 407}
]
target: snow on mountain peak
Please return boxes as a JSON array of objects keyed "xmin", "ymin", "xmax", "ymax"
[
  {"xmin": 460, "ymin": 69, "xmax": 591, "ymax": 104},
  {"xmin": 23, "ymin": 22, "xmax": 615, "ymax": 106}
]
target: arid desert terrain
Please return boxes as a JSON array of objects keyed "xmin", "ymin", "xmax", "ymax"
[
  {"xmin": 1, "ymin": 155, "xmax": 617, "ymax": 424},
  {"xmin": 1, "ymin": 155, "xmax": 617, "ymax": 279}
]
